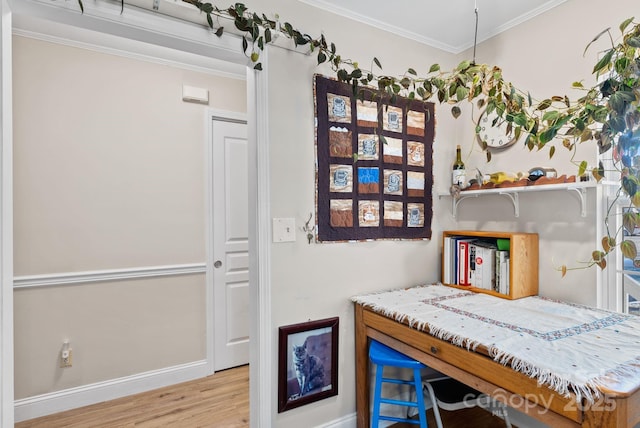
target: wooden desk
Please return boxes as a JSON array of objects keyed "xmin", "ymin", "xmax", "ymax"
[{"xmin": 354, "ymin": 303, "xmax": 640, "ymax": 428}]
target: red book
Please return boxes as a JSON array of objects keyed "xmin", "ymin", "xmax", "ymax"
[{"xmin": 458, "ymin": 241, "xmax": 470, "ymax": 285}]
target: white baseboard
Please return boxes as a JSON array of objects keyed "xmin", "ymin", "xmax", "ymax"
[
  {"xmin": 14, "ymin": 359, "xmax": 209, "ymax": 423},
  {"xmin": 315, "ymin": 412, "xmax": 356, "ymax": 428}
]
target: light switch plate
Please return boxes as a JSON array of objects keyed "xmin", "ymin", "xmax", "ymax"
[{"xmin": 272, "ymin": 218, "xmax": 296, "ymax": 242}]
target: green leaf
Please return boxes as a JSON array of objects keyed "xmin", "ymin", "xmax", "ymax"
[
  {"xmin": 235, "ymin": 17, "xmax": 250, "ymax": 32},
  {"xmin": 542, "ymin": 110, "xmax": 560, "ymax": 123},
  {"xmin": 456, "ymin": 86, "xmax": 469, "ymax": 102},
  {"xmin": 623, "ymin": 175, "xmax": 638, "ymax": 198},
  {"xmin": 609, "ymin": 91, "xmax": 635, "ymax": 113},
  {"xmin": 537, "ymin": 99, "xmax": 552, "ymax": 110},
  {"xmin": 621, "ymin": 239, "xmax": 638, "ymax": 260},
  {"xmin": 623, "ymin": 211, "xmax": 639, "ymax": 234},
  {"xmin": 373, "ymin": 57, "xmax": 382, "ymax": 69},
  {"xmin": 456, "ymin": 60, "xmax": 471, "ymax": 71},
  {"xmin": 265, "ymin": 28, "xmax": 272, "ymax": 43},
  {"xmin": 610, "ymin": 115, "xmax": 627, "ymax": 133},
  {"xmin": 451, "ymin": 106, "xmax": 461, "ymax": 118},
  {"xmin": 317, "ymin": 51, "xmax": 326, "ymax": 65},
  {"xmin": 250, "ymin": 23, "xmax": 260, "ymax": 42},
  {"xmin": 235, "ymin": 3, "xmax": 247, "ymax": 16},
  {"xmin": 513, "ymin": 112, "xmax": 528, "ymax": 127},
  {"xmin": 407, "ymin": 68, "xmax": 417, "ymax": 76},
  {"xmin": 284, "ymin": 22, "xmax": 294, "ymax": 37},
  {"xmin": 242, "ymin": 36, "xmax": 248, "ymax": 53},
  {"xmin": 628, "ymin": 37, "xmax": 640, "ymax": 48},
  {"xmin": 539, "ymin": 127, "xmax": 558, "ymax": 144},
  {"xmin": 448, "ymin": 83, "xmax": 457, "ymax": 98},
  {"xmin": 615, "ymin": 57, "xmax": 631, "ymax": 74},
  {"xmin": 215, "ymin": 25, "xmax": 224, "ymax": 36},
  {"xmin": 592, "ymin": 250, "xmax": 604, "ymax": 263},
  {"xmin": 429, "ymin": 64, "xmax": 440, "ymax": 73},
  {"xmin": 593, "ymin": 49, "xmax": 614, "ymax": 74},
  {"xmin": 253, "ymin": 62, "xmax": 263, "ymax": 71},
  {"xmin": 620, "ymin": 17, "xmax": 635, "ymax": 32},
  {"xmin": 578, "ymin": 160, "xmax": 588, "ymax": 177},
  {"xmin": 549, "ymin": 146, "xmax": 556, "ymax": 159}
]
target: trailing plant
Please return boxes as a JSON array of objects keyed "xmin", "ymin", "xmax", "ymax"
[{"xmin": 82, "ymin": 1, "xmax": 640, "ymax": 274}]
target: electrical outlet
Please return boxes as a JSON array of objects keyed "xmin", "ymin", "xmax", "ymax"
[{"xmin": 60, "ymin": 341, "xmax": 73, "ymax": 368}]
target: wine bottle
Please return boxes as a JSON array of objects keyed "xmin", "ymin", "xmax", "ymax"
[{"xmin": 452, "ymin": 145, "xmax": 466, "ymax": 186}]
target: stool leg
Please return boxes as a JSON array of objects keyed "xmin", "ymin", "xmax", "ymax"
[
  {"xmin": 413, "ymin": 368, "xmax": 427, "ymax": 428},
  {"xmin": 424, "ymin": 382, "xmax": 443, "ymax": 428},
  {"xmin": 371, "ymin": 364, "xmax": 383, "ymax": 428},
  {"xmin": 501, "ymin": 403, "xmax": 512, "ymax": 428}
]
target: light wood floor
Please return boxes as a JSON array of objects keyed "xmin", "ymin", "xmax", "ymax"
[
  {"xmin": 16, "ymin": 365, "xmax": 511, "ymax": 428},
  {"xmin": 16, "ymin": 365, "xmax": 249, "ymax": 428}
]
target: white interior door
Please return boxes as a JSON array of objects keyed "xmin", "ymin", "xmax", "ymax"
[{"xmin": 213, "ymin": 118, "xmax": 250, "ymax": 371}]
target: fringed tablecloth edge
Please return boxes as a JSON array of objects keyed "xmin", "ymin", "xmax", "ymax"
[
  {"xmin": 490, "ymin": 346, "xmax": 604, "ymax": 403},
  {"xmin": 351, "ymin": 286, "xmax": 619, "ymax": 405}
]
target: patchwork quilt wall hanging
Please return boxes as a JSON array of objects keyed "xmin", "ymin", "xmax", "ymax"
[{"xmin": 314, "ymin": 74, "xmax": 435, "ymax": 242}]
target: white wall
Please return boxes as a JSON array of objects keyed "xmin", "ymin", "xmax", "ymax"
[{"xmin": 12, "ymin": 35, "xmax": 246, "ymax": 400}]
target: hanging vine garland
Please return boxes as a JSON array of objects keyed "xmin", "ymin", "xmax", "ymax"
[{"xmin": 77, "ymin": 0, "xmax": 640, "ymax": 274}]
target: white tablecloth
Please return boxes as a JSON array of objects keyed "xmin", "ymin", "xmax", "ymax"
[{"xmin": 352, "ymin": 284, "xmax": 640, "ymax": 402}]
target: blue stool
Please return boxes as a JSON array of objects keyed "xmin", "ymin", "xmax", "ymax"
[{"xmin": 369, "ymin": 340, "xmax": 428, "ymax": 428}]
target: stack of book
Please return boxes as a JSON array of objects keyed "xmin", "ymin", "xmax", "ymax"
[{"xmin": 443, "ymin": 235, "xmax": 510, "ymax": 295}]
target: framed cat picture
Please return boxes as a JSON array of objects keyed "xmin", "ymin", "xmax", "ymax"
[{"xmin": 277, "ymin": 317, "xmax": 339, "ymax": 412}]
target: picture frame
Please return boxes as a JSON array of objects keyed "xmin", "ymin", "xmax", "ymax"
[{"xmin": 278, "ymin": 317, "xmax": 339, "ymax": 412}]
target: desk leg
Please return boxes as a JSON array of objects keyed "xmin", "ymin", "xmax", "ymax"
[{"xmin": 355, "ymin": 304, "xmax": 369, "ymax": 428}]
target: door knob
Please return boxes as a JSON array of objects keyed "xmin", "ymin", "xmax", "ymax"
[{"xmin": 214, "ymin": 260, "xmax": 223, "ymax": 268}]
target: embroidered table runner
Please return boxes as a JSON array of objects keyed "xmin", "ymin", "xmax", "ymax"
[{"xmin": 352, "ymin": 284, "xmax": 640, "ymax": 402}]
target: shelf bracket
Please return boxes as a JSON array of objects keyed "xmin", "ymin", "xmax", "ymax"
[
  {"xmin": 568, "ymin": 186, "xmax": 588, "ymax": 217},
  {"xmin": 451, "ymin": 194, "xmax": 478, "ymax": 219},
  {"xmin": 499, "ymin": 191, "xmax": 520, "ymax": 217},
  {"xmin": 442, "ymin": 182, "xmax": 593, "ymax": 218}
]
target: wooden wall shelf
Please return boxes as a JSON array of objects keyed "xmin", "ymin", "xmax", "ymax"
[{"xmin": 442, "ymin": 230, "xmax": 539, "ymax": 300}]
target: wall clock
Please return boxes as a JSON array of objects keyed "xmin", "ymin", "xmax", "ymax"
[{"xmin": 476, "ymin": 109, "xmax": 518, "ymax": 150}]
